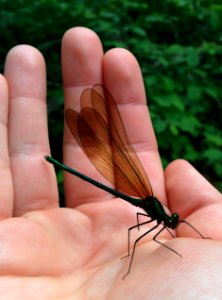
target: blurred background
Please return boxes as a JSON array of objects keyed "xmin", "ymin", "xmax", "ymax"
[{"xmin": 0, "ymin": 0, "xmax": 221, "ymax": 200}]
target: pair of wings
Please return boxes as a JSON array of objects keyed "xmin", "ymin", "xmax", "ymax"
[{"xmin": 65, "ymin": 84, "xmax": 153, "ymax": 199}]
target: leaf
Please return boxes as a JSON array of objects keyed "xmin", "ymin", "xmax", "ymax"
[
  {"xmin": 184, "ymin": 144, "xmax": 199, "ymax": 161},
  {"xmin": 153, "ymin": 95, "xmax": 171, "ymax": 108},
  {"xmin": 203, "ymin": 148, "xmax": 222, "ymax": 163},
  {"xmin": 162, "ymin": 77, "xmax": 175, "ymax": 92},
  {"xmin": 170, "ymin": 94, "xmax": 185, "ymax": 111},
  {"xmin": 186, "ymin": 48, "xmax": 200, "ymax": 66},
  {"xmin": 204, "ymin": 133, "xmax": 222, "ymax": 146},
  {"xmin": 153, "ymin": 119, "xmax": 167, "ymax": 133},
  {"xmin": 169, "ymin": 124, "xmax": 179, "ymax": 136},
  {"xmin": 204, "ymin": 86, "xmax": 218, "ymax": 99},
  {"xmin": 145, "ymin": 75, "xmax": 157, "ymax": 87},
  {"xmin": 187, "ymin": 85, "xmax": 202, "ymax": 101},
  {"xmin": 179, "ymin": 116, "xmax": 200, "ymax": 134}
]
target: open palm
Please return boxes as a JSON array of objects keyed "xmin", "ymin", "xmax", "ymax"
[{"xmin": 1, "ymin": 27, "xmax": 222, "ymax": 299}]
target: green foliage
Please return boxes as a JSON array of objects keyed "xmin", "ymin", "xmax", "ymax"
[{"xmin": 1, "ymin": 0, "xmax": 221, "ymax": 193}]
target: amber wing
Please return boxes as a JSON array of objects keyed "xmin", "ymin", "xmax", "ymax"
[{"xmin": 65, "ymin": 84, "xmax": 153, "ymax": 199}]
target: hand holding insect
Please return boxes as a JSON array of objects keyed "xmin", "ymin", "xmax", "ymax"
[{"xmin": 1, "ymin": 27, "xmax": 222, "ymax": 298}]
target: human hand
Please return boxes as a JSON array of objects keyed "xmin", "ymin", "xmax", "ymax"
[{"xmin": 1, "ymin": 27, "xmax": 222, "ymax": 299}]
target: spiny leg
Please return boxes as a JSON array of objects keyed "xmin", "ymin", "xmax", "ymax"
[
  {"xmin": 153, "ymin": 226, "xmax": 182, "ymax": 257},
  {"xmin": 136, "ymin": 213, "xmax": 151, "ymax": 231},
  {"xmin": 121, "ymin": 219, "xmax": 153, "ymax": 261},
  {"xmin": 165, "ymin": 227, "xmax": 176, "ymax": 238},
  {"xmin": 122, "ymin": 223, "xmax": 159, "ymax": 280},
  {"xmin": 179, "ymin": 220, "xmax": 211, "ymax": 239}
]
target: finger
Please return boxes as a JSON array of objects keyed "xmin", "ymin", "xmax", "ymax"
[
  {"xmin": 103, "ymin": 49, "xmax": 166, "ymax": 203},
  {"xmin": 4, "ymin": 46, "xmax": 58, "ymax": 216},
  {"xmin": 62, "ymin": 27, "xmax": 107, "ymax": 207},
  {"xmin": 165, "ymin": 159, "xmax": 222, "ymax": 239},
  {"xmin": 0, "ymin": 75, "xmax": 13, "ymax": 218}
]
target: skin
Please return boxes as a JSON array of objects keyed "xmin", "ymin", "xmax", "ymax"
[{"xmin": 1, "ymin": 27, "xmax": 222, "ymax": 299}]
